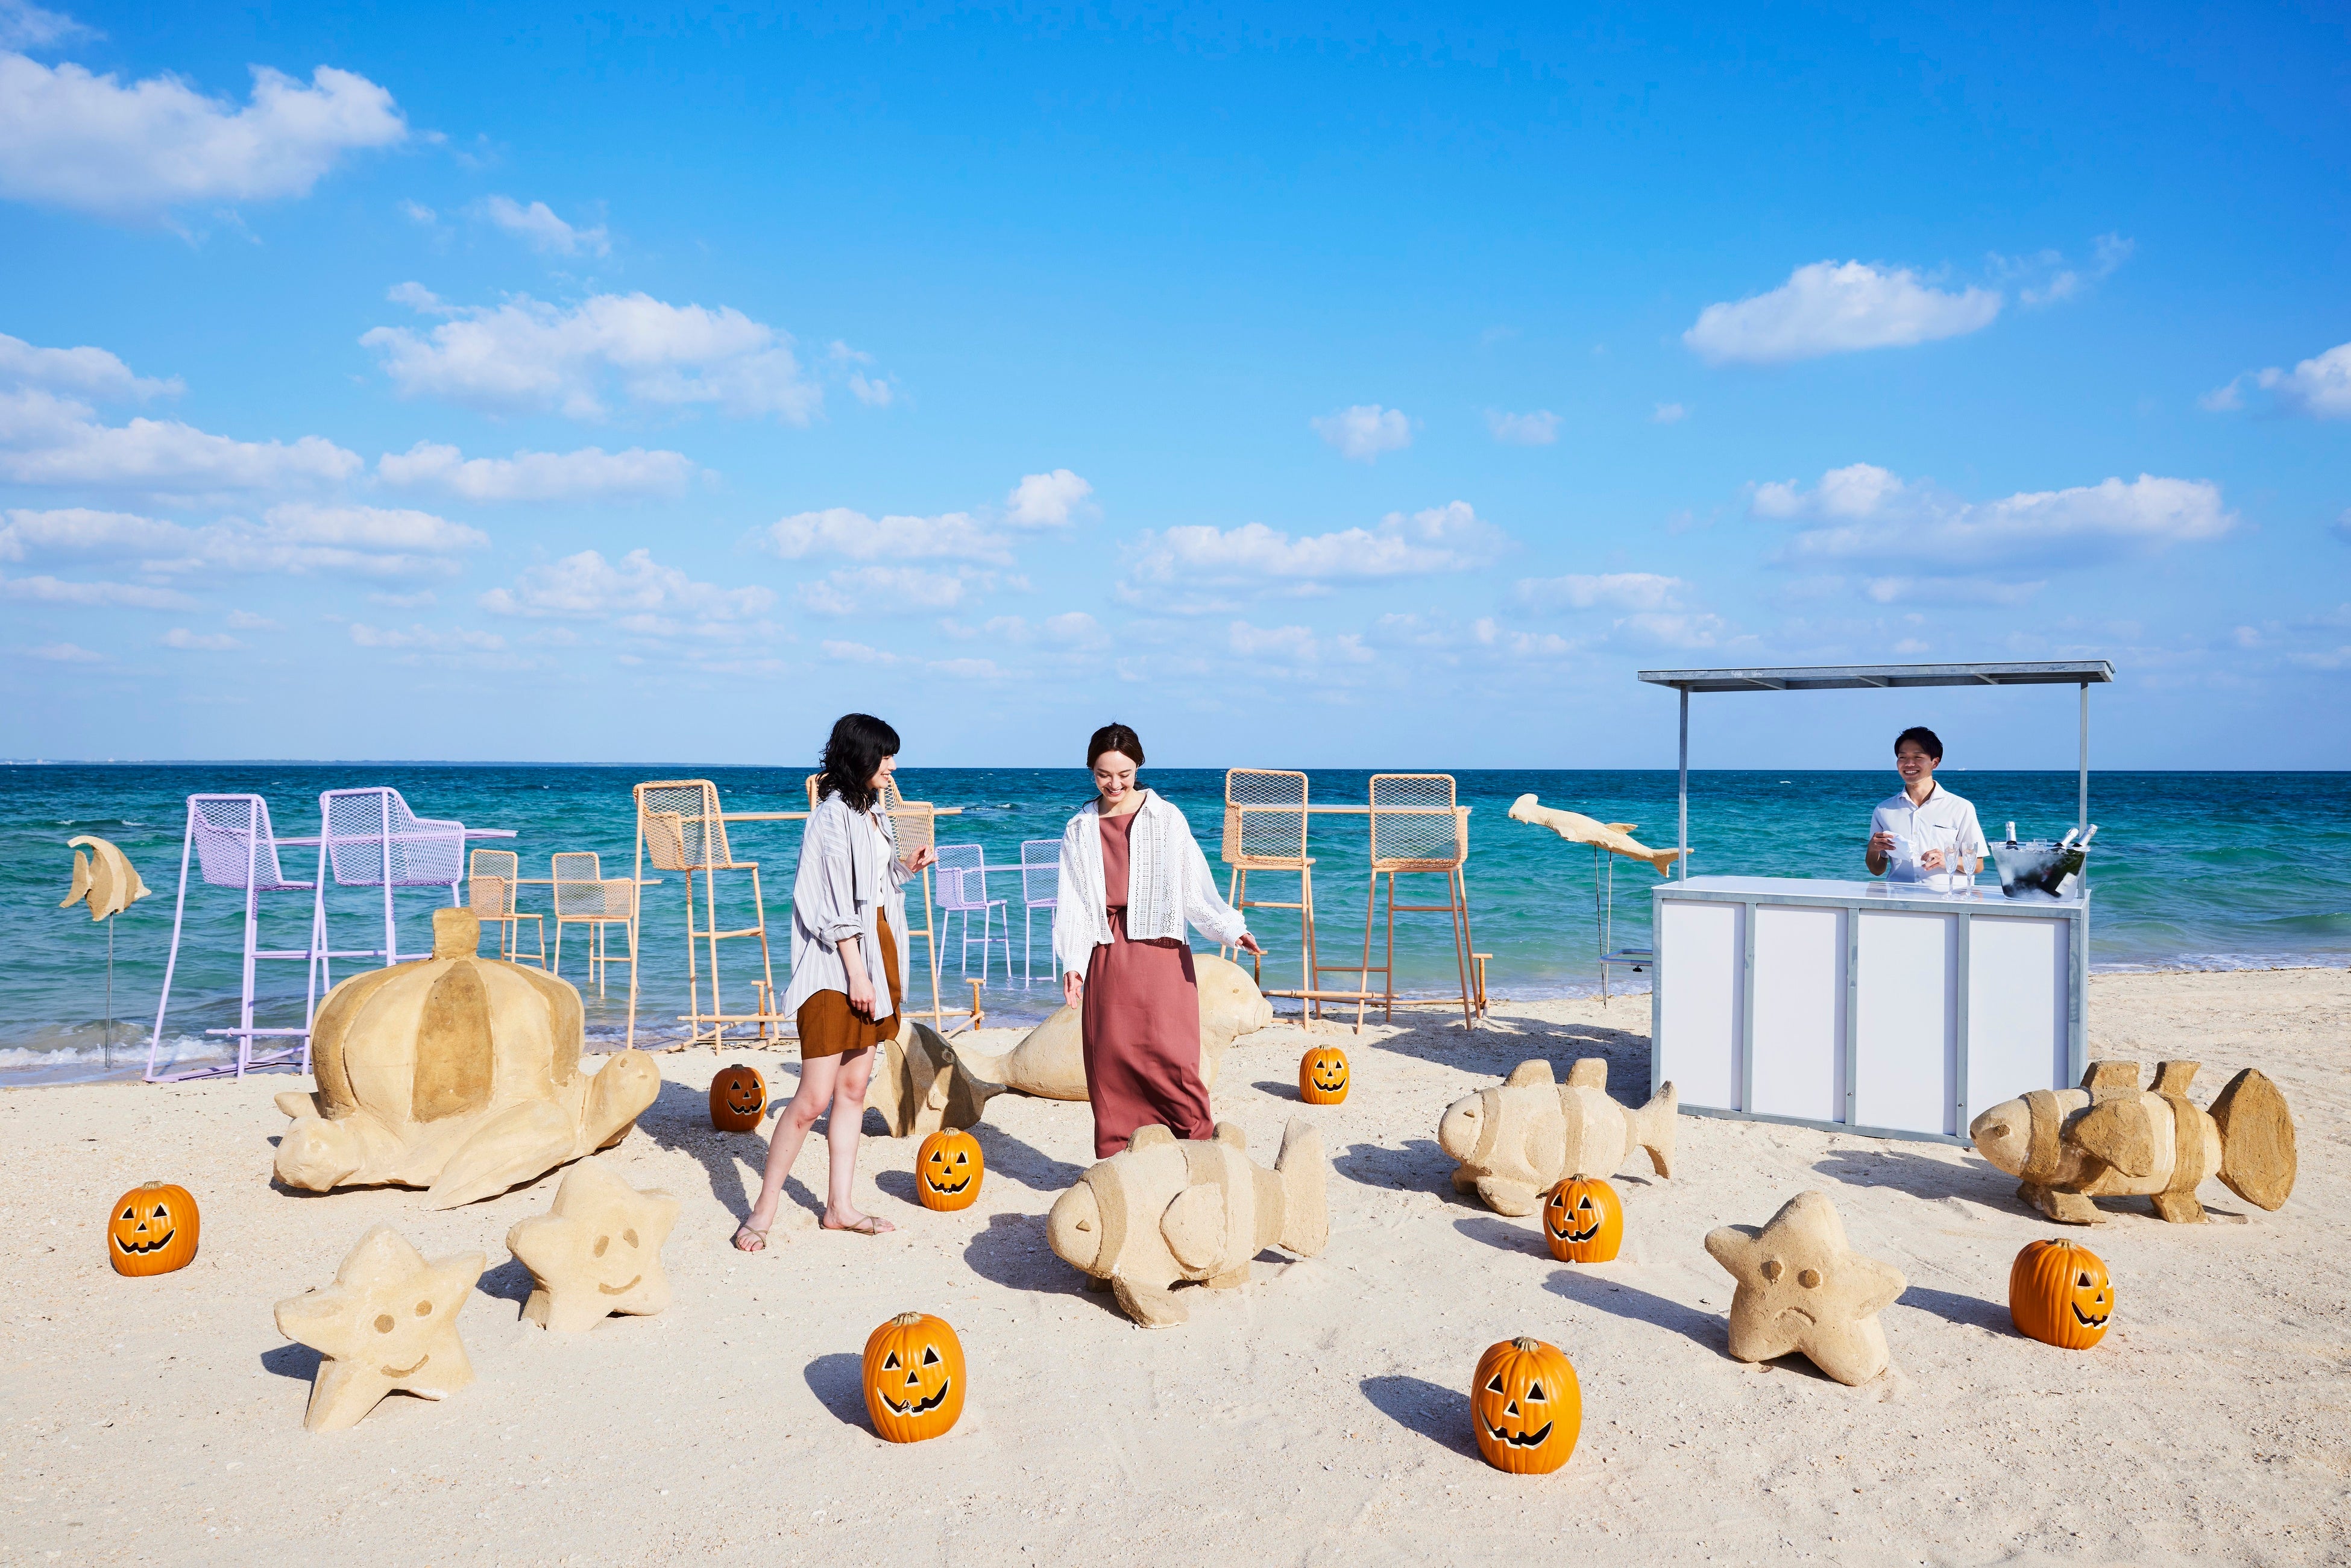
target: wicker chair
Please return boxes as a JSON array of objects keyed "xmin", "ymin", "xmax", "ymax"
[
  {"xmin": 552, "ymin": 851, "xmax": 637, "ymax": 996},
  {"xmin": 629, "ymin": 779, "xmax": 782, "ymax": 1049},
  {"xmin": 1354, "ymin": 772, "xmax": 1476, "ymax": 1030}
]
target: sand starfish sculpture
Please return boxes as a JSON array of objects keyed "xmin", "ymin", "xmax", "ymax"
[
  {"xmin": 505, "ymin": 1158, "xmax": 681, "ymax": 1333},
  {"xmin": 273, "ymin": 1226, "xmax": 485, "ymax": 1432},
  {"xmin": 1704, "ymin": 1189, "xmax": 1907, "ymax": 1386}
]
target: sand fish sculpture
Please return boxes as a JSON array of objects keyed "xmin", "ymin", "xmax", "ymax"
[
  {"xmin": 920, "ymin": 954, "xmax": 1273, "ymax": 1129},
  {"xmin": 274, "ymin": 907, "xmax": 661, "ymax": 1208},
  {"xmin": 1439, "ymin": 1057, "xmax": 1678, "ymax": 1217},
  {"xmin": 1507, "ymin": 795, "xmax": 1682, "ymax": 877},
  {"xmin": 1046, "ymin": 1119, "xmax": 1329, "ymax": 1328},
  {"xmin": 58, "ymin": 834, "xmax": 151, "ymax": 921},
  {"xmin": 864, "ymin": 1019, "xmax": 996, "ymax": 1139},
  {"xmin": 1968, "ymin": 1059, "xmax": 2296, "ymax": 1225}
]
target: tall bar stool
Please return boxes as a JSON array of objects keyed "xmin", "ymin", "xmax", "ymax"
[
  {"xmin": 1356, "ymin": 772, "xmax": 1476, "ymax": 1031},
  {"xmin": 1219, "ymin": 768, "xmax": 1323, "ymax": 1016},
  {"xmin": 1018, "ymin": 838, "xmax": 1059, "ymax": 986},
  {"xmin": 467, "ymin": 848, "xmax": 544, "ymax": 967},
  {"xmin": 629, "ymin": 779, "xmax": 782, "ymax": 1050},
  {"xmin": 551, "ymin": 851, "xmax": 637, "ymax": 995},
  {"xmin": 935, "ymin": 844, "xmax": 1010, "ymax": 982}
]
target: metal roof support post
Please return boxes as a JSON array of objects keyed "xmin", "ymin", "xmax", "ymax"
[
  {"xmin": 1678, "ymin": 685, "xmax": 1690, "ymax": 881},
  {"xmin": 2079, "ymin": 681, "xmax": 2090, "ymax": 837}
]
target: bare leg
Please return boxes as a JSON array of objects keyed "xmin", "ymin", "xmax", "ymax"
[
  {"xmin": 743, "ymin": 1053, "xmax": 842, "ymax": 1240},
  {"xmin": 821, "ymin": 1046, "xmax": 892, "ymax": 1233}
]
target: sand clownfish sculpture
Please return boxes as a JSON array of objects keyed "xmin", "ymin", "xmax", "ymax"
[
  {"xmin": 1439, "ymin": 1057, "xmax": 1678, "ymax": 1217},
  {"xmin": 1046, "ymin": 1120, "xmax": 1329, "ymax": 1328},
  {"xmin": 1968, "ymin": 1059, "xmax": 2296, "ymax": 1225}
]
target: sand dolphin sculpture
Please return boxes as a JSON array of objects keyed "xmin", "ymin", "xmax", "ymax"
[
  {"xmin": 1439, "ymin": 1057, "xmax": 1678, "ymax": 1215},
  {"xmin": 1507, "ymin": 795, "xmax": 1682, "ymax": 877}
]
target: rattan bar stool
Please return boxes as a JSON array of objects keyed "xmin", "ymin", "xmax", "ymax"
[
  {"xmin": 467, "ymin": 848, "xmax": 545, "ymax": 968},
  {"xmin": 1355, "ymin": 772, "xmax": 1477, "ymax": 1031},
  {"xmin": 629, "ymin": 779, "xmax": 786, "ymax": 1050},
  {"xmin": 1218, "ymin": 768, "xmax": 1324, "ymax": 1017}
]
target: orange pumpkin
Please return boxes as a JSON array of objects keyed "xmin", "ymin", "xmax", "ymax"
[
  {"xmin": 107, "ymin": 1181, "xmax": 199, "ymax": 1277},
  {"xmin": 1298, "ymin": 1045, "xmax": 1350, "ymax": 1105},
  {"xmin": 2010, "ymin": 1238, "xmax": 2112, "ymax": 1350},
  {"xmin": 1541, "ymin": 1175, "xmax": 1623, "ymax": 1264},
  {"xmin": 863, "ymin": 1311, "xmax": 966, "ymax": 1442},
  {"xmin": 915, "ymin": 1128, "xmax": 984, "ymax": 1212},
  {"xmin": 708, "ymin": 1063, "xmax": 767, "ymax": 1132},
  {"xmin": 1471, "ymin": 1335, "xmax": 1581, "ymax": 1475}
]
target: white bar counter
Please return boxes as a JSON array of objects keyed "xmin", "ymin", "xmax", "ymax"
[{"xmin": 1649, "ymin": 874, "xmax": 2088, "ymax": 1144}]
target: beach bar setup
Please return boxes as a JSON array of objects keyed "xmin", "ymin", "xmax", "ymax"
[{"xmin": 1636, "ymin": 660, "xmax": 2115, "ymax": 1144}]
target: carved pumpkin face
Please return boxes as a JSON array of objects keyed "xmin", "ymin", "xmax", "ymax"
[
  {"xmin": 1471, "ymin": 1336, "xmax": 1582, "ymax": 1475},
  {"xmin": 708, "ymin": 1063, "xmax": 767, "ymax": 1133},
  {"xmin": 863, "ymin": 1311, "xmax": 966, "ymax": 1443},
  {"xmin": 915, "ymin": 1129, "xmax": 984, "ymax": 1212},
  {"xmin": 1541, "ymin": 1175, "xmax": 1623, "ymax": 1264},
  {"xmin": 107, "ymin": 1181, "xmax": 200, "ymax": 1277},
  {"xmin": 2009, "ymin": 1238, "xmax": 2112, "ymax": 1350},
  {"xmin": 1298, "ymin": 1046, "xmax": 1350, "ymax": 1105}
]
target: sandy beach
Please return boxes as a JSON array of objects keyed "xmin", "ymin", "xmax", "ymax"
[{"xmin": 4, "ymin": 966, "xmax": 2344, "ymax": 1566}]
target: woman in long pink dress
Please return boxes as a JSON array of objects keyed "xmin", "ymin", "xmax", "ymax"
[{"xmin": 1053, "ymin": 723, "xmax": 1261, "ymax": 1158}]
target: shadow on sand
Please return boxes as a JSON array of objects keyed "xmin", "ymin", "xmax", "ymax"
[
  {"xmin": 803, "ymin": 1352, "xmax": 867, "ymax": 1428},
  {"xmin": 1359, "ymin": 1375, "xmax": 1479, "ymax": 1459}
]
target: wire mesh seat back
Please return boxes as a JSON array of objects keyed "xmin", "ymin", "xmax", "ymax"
[
  {"xmin": 187, "ymin": 794, "xmax": 303, "ymax": 891},
  {"xmin": 888, "ymin": 799, "xmax": 936, "ymax": 858},
  {"xmin": 553, "ymin": 852, "xmax": 634, "ymax": 919},
  {"xmin": 321, "ymin": 787, "xmax": 465, "ymax": 888},
  {"xmin": 634, "ymin": 781, "xmax": 735, "ymax": 872},
  {"xmin": 1368, "ymin": 773, "xmax": 1465, "ymax": 870},
  {"xmin": 1019, "ymin": 838, "xmax": 1059, "ymax": 905},
  {"xmin": 1223, "ymin": 769, "xmax": 1311, "ymax": 866},
  {"xmin": 935, "ymin": 843, "xmax": 992, "ymax": 910},
  {"xmin": 468, "ymin": 874, "xmax": 518, "ymax": 919}
]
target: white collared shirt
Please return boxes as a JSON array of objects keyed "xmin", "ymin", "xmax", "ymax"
[{"xmin": 1871, "ymin": 781, "xmax": 1988, "ymax": 882}]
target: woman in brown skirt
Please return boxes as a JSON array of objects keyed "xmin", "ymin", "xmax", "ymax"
[
  {"xmin": 1054, "ymin": 722, "xmax": 1261, "ymax": 1158},
  {"xmin": 735, "ymin": 713, "xmax": 934, "ymax": 1248}
]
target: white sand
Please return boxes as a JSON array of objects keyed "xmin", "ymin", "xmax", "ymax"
[{"xmin": 4, "ymin": 968, "xmax": 2346, "ymax": 1566}]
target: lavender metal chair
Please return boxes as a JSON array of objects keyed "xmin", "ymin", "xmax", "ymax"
[
  {"xmin": 1019, "ymin": 838, "xmax": 1059, "ymax": 986},
  {"xmin": 934, "ymin": 843, "xmax": 1009, "ymax": 984},
  {"xmin": 146, "ymin": 795, "xmax": 330, "ymax": 1081},
  {"xmin": 316, "ymin": 787, "xmax": 468, "ymax": 972}
]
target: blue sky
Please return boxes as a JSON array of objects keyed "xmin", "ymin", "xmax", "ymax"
[{"xmin": 1, "ymin": 1, "xmax": 2346, "ymax": 769}]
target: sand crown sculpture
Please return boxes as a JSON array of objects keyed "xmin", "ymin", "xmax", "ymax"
[
  {"xmin": 1969, "ymin": 1059, "xmax": 2296, "ymax": 1225},
  {"xmin": 274, "ymin": 907, "xmax": 661, "ymax": 1209},
  {"xmin": 1438, "ymin": 1057, "xmax": 1678, "ymax": 1217},
  {"xmin": 1047, "ymin": 1119, "xmax": 1329, "ymax": 1327},
  {"xmin": 865, "ymin": 952, "xmax": 1275, "ymax": 1138}
]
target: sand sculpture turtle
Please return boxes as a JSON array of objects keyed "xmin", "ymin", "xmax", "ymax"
[{"xmin": 273, "ymin": 907, "xmax": 661, "ymax": 1208}]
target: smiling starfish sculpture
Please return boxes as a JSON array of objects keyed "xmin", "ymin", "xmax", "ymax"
[
  {"xmin": 272, "ymin": 1226, "xmax": 485, "ymax": 1432},
  {"xmin": 505, "ymin": 1159, "xmax": 681, "ymax": 1333},
  {"xmin": 1704, "ymin": 1190, "xmax": 1907, "ymax": 1386}
]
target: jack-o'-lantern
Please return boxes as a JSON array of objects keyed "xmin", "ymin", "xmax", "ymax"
[
  {"xmin": 1298, "ymin": 1045, "xmax": 1350, "ymax": 1105},
  {"xmin": 863, "ymin": 1311, "xmax": 966, "ymax": 1442},
  {"xmin": 2010, "ymin": 1238, "xmax": 2112, "ymax": 1350},
  {"xmin": 1471, "ymin": 1335, "xmax": 1581, "ymax": 1475},
  {"xmin": 915, "ymin": 1128, "xmax": 984, "ymax": 1212},
  {"xmin": 1541, "ymin": 1174, "xmax": 1623, "ymax": 1264},
  {"xmin": 708, "ymin": 1063, "xmax": 767, "ymax": 1132},
  {"xmin": 107, "ymin": 1180, "xmax": 200, "ymax": 1277}
]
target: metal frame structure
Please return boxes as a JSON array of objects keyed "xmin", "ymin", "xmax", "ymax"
[
  {"xmin": 1355, "ymin": 773, "xmax": 1478, "ymax": 1031},
  {"xmin": 1018, "ymin": 837, "xmax": 1059, "ymax": 986},
  {"xmin": 629, "ymin": 779, "xmax": 786, "ymax": 1049},
  {"xmin": 315, "ymin": 787, "xmax": 470, "ymax": 968},
  {"xmin": 551, "ymin": 851, "xmax": 639, "ymax": 996},
  {"xmin": 1218, "ymin": 769, "xmax": 1323, "ymax": 1018},
  {"xmin": 467, "ymin": 847, "xmax": 545, "ymax": 968},
  {"xmin": 935, "ymin": 843, "xmax": 1011, "ymax": 983}
]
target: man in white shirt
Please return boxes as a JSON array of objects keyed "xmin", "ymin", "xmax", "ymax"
[{"xmin": 1865, "ymin": 726, "xmax": 1987, "ymax": 882}]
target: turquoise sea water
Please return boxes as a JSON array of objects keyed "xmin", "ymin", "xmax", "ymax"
[{"xmin": 5, "ymin": 763, "xmax": 2346, "ymax": 1083}]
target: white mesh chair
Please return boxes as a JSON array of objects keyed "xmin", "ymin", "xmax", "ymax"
[
  {"xmin": 317, "ymin": 787, "xmax": 468, "ymax": 971},
  {"xmin": 146, "ymin": 794, "xmax": 333, "ymax": 1081},
  {"xmin": 552, "ymin": 851, "xmax": 638, "ymax": 996},
  {"xmin": 1219, "ymin": 768, "xmax": 1324, "ymax": 1015},
  {"xmin": 630, "ymin": 779, "xmax": 782, "ymax": 1049},
  {"xmin": 1353, "ymin": 773, "xmax": 1477, "ymax": 1030},
  {"xmin": 1018, "ymin": 838, "xmax": 1059, "ymax": 985},
  {"xmin": 468, "ymin": 848, "xmax": 544, "ymax": 967},
  {"xmin": 934, "ymin": 843, "xmax": 1009, "ymax": 983}
]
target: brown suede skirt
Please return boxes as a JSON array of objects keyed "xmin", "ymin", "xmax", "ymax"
[{"xmin": 795, "ymin": 910, "xmax": 903, "ymax": 1059}]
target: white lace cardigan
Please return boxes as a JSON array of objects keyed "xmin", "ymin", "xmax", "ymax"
[
  {"xmin": 1052, "ymin": 790, "xmax": 1248, "ymax": 979},
  {"xmin": 782, "ymin": 793, "xmax": 913, "ymax": 1015}
]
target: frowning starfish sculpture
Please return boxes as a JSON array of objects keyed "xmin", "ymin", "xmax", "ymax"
[{"xmin": 1704, "ymin": 1189, "xmax": 1907, "ymax": 1386}]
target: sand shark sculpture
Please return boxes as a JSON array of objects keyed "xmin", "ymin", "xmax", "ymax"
[
  {"xmin": 1439, "ymin": 1057, "xmax": 1678, "ymax": 1216},
  {"xmin": 1506, "ymin": 795, "xmax": 1683, "ymax": 876}
]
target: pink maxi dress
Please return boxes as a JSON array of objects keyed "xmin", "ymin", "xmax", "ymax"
[{"xmin": 1080, "ymin": 809, "xmax": 1213, "ymax": 1158}]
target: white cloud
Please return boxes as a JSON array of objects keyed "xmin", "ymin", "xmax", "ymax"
[
  {"xmin": 225, "ymin": 608, "xmax": 279, "ymax": 629},
  {"xmin": 0, "ymin": 54, "xmax": 405, "ymax": 220},
  {"xmin": 1, "ymin": 505, "xmax": 184, "ymax": 559},
  {"xmin": 1758, "ymin": 463, "xmax": 2233, "ymax": 575},
  {"xmin": 0, "ymin": 386, "xmax": 360, "ymax": 495},
  {"xmin": 1515, "ymin": 572, "xmax": 1687, "ymax": 612},
  {"xmin": 1228, "ymin": 620, "xmax": 1370, "ymax": 665},
  {"xmin": 1311, "ymin": 404, "xmax": 1412, "ymax": 462},
  {"xmin": 1485, "ymin": 409, "xmax": 1559, "ymax": 446},
  {"xmin": 1684, "ymin": 261, "xmax": 2003, "ymax": 365},
  {"xmin": 0, "ymin": 501, "xmax": 480, "ymax": 578},
  {"xmin": 1127, "ymin": 500, "xmax": 1504, "ymax": 592},
  {"xmin": 362, "ymin": 286, "xmax": 821, "ymax": 422},
  {"xmin": 479, "ymin": 548, "xmax": 775, "ymax": 629},
  {"xmin": 376, "ymin": 441, "xmax": 700, "ymax": 501},
  {"xmin": 848, "ymin": 372, "xmax": 895, "ymax": 407},
  {"xmin": 929, "ymin": 656, "xmax": 1001, "ymax": 680},
  {"xmin": 348, "ymin": 622, "xmax": 506, "ymax": 652},
  {"xmin": 1653, "ymin": 401, "xmax": 1687, "ymax": 424},
  {"xmin": 25, "ymin": 640, "xmax": 103, "ymax": 661},
  {"xmin": 0, "ymin": 570, "xmax": 191, "ymax": 607},
  {"xmin": 764, "ymin": 507, "xmax": 1007, "ymax": 564},
  {"xmin": 0, "ymin": 331, "xmax": 178, "ymax": 399},
  {"xmin": 0, "ymin": 2, "xmax": 96, "ymax": 49},
  {"xmin": 2008, "ymin": 233, "xmax": 2133, "ymax": 309},
  {"xmin": 977, "ymin": 611, "xmax": 1108, "ymax": 650},
  {"xmin": 160, "ymin": 626, "xmax": 240, "ymax": 650},
  {"xmin": 1004, "ymin": 469, "xmax": 1095, "ymax": 528},
  {"xmin": 398, "ymin": 198, "xmax": 435, "ymax": 225},
  {"xmin": 796, "ymin": 565, "xmax": 974, "ymax": 616},
  {"xmin": 479, "ymin": 195, "xmax": 609, "ymax": 257},
  {"xmin": 2249, "ymin": 341, "xmax": 2351, "ymax": 421}
]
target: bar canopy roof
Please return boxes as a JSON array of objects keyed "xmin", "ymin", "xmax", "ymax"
[{"xmin": 1638, "ymin": 660, "xmax": 2114, "ymax": 694}]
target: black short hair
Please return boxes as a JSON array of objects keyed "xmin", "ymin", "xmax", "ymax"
[
  {"xmin": 1087, "ymin": 721, "xmax": 1144, "ymax": 768},
  {"xmin": 818, "ymin": 713, "xmax": 901, "ymax": 811},
  {"xmin": 1893, "ymin": 725, "xmax": 1943, "ymax": 762}
]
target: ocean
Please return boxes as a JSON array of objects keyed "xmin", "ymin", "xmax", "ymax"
[{"xmin": 6, "ymin": 763, "xmax": 2346, "ymax": 1084}]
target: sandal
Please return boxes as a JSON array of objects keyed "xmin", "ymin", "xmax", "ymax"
[
  {"xmin": 731, "ymin": 1222, "xmax": 769, "ymax": 1253},
  {"xmin": 822, "ymin": 1214, "xmax": 893, "ymax": 1236}
]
